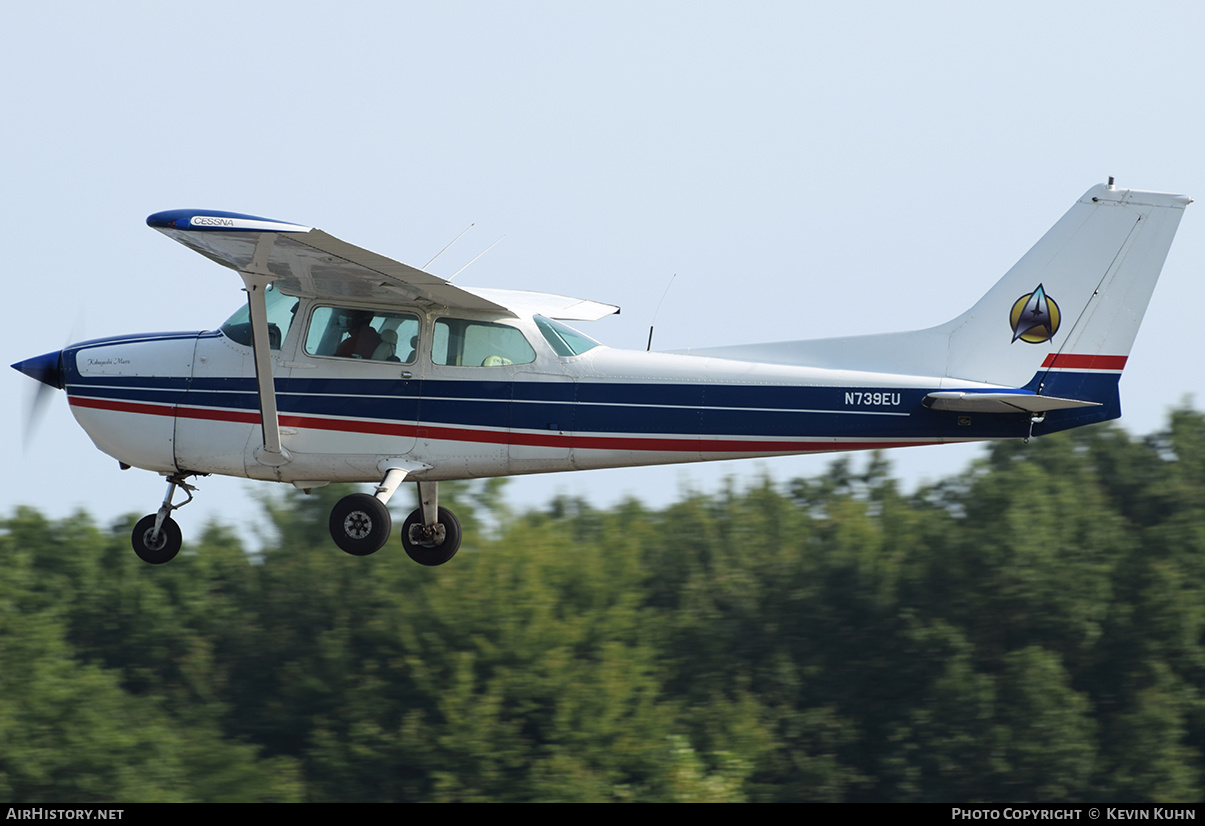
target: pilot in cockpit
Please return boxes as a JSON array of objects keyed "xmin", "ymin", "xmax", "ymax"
[{"xmin": 334, "ymin": 310, "xmax": 382, "ymax": 359}]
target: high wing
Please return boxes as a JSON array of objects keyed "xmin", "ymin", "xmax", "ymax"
[
  {"xmin": 148, "ymin": 209, "xmax": 620, "ymax": 320},
  {"xmin": 145, "ymin": 208, "xmax": 618, "ymax": 468},
  {"xmin": 147, "ymin": 209, "xmax": 509, "ymax": 314}
]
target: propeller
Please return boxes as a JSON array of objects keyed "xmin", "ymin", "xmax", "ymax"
[
  {"xmin": 16, "ymin": 307, "xmax": 86, "ymax": 447},
  {"xmin": 12, "ymin": 349, "xmax": 65, "ymax": 448}
]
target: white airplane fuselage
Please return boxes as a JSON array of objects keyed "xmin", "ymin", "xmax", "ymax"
[{"xmin": 59, "ymin": 306, "xmax": 1090, "ymax": 487}]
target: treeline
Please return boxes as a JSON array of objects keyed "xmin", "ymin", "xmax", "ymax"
[{"xmin": 2, "ymin": 408, "xmax": 1204, "ymax": 802}]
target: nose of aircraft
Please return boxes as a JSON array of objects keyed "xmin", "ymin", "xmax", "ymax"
[{"xmin": 11, "ymin": 350, "xmax": 64, "ymax": 390}]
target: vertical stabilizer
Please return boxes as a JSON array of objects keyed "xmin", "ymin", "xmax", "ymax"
[
  {"xmin": 943, "ymin": 183, "xmax": 1190, "ymax": 393},
  {"xmin": 678, "ymin": 182, "xmax": 1189, "ymax": 426}
]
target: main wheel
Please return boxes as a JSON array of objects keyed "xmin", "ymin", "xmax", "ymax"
[
  {"xmin": 329, "ymin": 493, "xmax": 392, "ymax": 556},
  {"xmin": 400, "ymin": 506, "xmax": 462, "ymax": 566},
  {"xmin": 132, "ymin": 514, "xmax": 182, "ymax": 565}
]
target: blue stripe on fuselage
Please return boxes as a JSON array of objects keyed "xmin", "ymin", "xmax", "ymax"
[{"xmin": 62, "ymin": 371, "xmax": 1047, "ymax": 441}]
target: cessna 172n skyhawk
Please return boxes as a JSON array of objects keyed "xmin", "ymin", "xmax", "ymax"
[{"xmin": 11, "ymin": 182, "xmax": 1191, "ymax": 565}]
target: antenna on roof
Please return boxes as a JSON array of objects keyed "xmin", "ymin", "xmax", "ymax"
[
  {"xmin": 646, "ymin": 273, "xmax": 677, "ymax": 351},
  {"xmin": 424, "ymin": 223, "xmax": 475, "ymax": 270},
  {"xmin": 448, "ymin": 235, "xmax": 506, "ymax": 282}
]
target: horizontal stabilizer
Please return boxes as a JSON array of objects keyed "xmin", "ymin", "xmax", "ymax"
[{"xmin": 923, "ymin": 391, "xmax": 1101, "ymax": 414}]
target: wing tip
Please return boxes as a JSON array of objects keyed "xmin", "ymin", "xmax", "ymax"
[{"xmin": 146, "ymin": 209, "xmax": 311, "ymax": 233}]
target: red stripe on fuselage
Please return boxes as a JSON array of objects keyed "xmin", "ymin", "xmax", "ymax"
[
  {"xmin": 1040, "ymin": 353, "xmax": 1128, "ymax": 370},
  {"xmin": 68, "ymin": 396, "xmax": 939, "ymax": 455}
]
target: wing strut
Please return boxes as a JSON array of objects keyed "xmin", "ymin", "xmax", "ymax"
[{"xmin": 240, "ymin": 234, "xmax": 289, "ymax": 466}]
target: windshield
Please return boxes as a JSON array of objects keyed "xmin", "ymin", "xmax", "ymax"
[
  {"xmin": 219, "ymin": 285, "xmax": 300, "ymax": 350},
  {"xmin": 534, "ymin": 314, "xmax": 600, "ymax": 357}
]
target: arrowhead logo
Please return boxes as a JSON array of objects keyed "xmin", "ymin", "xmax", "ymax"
[{"xmin": 1010, "ymin": 284, "xmax": 1061, "ymax": 344}]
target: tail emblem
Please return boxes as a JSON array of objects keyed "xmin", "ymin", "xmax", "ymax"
[{"xmin": 1010, "ymin": 284, "xmax": 1061, "ymax": 344}]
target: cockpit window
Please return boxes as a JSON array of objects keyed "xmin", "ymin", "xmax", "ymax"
[
  {"xmin": 433, "ymin": 318, "xmax": 536, "ymax": 367},
  {"xmin": 534, "ymin": 314, "xmax": 600, "ymax": 357},
  {"xmin": 305, "ymin": 306, "xmax": 420, "ymax": 363},
  {"xmin": 219, "ymin": 285, "xmax": 300, "ymax": 350}
]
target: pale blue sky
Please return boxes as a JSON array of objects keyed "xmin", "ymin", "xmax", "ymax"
[{"xmin": 5, "ymin": 1, "xmax": 1203, "ymax": 542}]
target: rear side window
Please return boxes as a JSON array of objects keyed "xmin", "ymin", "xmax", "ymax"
[{"xmin": 433, "ymin": 318, "xmax": 536, "ymax": 366}]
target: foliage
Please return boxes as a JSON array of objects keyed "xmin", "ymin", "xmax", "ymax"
[{"xmin": 2, "ymin": 409, "xmax": 1205, "ymax": 800}]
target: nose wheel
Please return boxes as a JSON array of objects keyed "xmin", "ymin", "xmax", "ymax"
[
  {"xmin": 132, "ymin": 513, "xmax": 182, "ymax": 564},
  {"xmin": 131, "ymin": 473, "xmax": 197, "ymax": 564}
]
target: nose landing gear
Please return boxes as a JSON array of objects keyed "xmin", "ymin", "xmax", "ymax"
[{"xmin": 131, "ymin": 473, "xmax": 198, "ymax": 564}]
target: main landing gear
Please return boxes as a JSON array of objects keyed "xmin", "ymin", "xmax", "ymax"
[
  {"xmin": 328, "ymin": 477, "xmax": 462, "ymax": 566},
  {"xmin": 128, "ymin": 472, "xmax": 462, "ymax": 567},
  {"xmin": 131, "ymin": 473, "xmax": 197, "ymax": 565}
]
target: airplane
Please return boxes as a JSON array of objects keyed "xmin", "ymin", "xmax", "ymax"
[{"xmin": 11, "ymin": 181, "xmax": 1191, "ymax": 565}]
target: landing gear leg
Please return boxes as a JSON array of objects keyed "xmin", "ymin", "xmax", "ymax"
[
  {"xmin": 131, "ymin": 473, "xmax": 197, "ymax": 564},
  {"xmin": 1024, "ymin": 412, "xmax": 1047, "ymax": 444},
  {"xmin": 400, "ymin": 481, "xmax": 462, "ymax": 566},
  {"xmin": 328, "ymin": 467, "xmax": 409, "ymax": 556}
]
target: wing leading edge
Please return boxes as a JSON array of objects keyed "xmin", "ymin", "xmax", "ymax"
[{"xmin": 147, "ymin": 209, "xmax": 509, "ymax": 314}]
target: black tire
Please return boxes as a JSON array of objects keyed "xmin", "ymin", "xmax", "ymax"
[
  {"xmin": 329, "ymin": 493, "xmax": 392, "ymax": 556},
  {"xmin": 400, "ymin": 506, "xmax": 462, "ymax": 566},
  {"xmin": 132, "ymin": 514, "xmax": 182, "ymax": 565}
]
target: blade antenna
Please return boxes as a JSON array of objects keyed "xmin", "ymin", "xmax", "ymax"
[
  {"xmin": 423, "ymin": 223, "xmax": 475, "ymax": 270},
  {"xmin": 448, "ymin": 235, "xmax": 506, "ymax": 281},
  {"xmin": 646, "ymin": 273, "xmax": 677, "ymax": 351}
]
